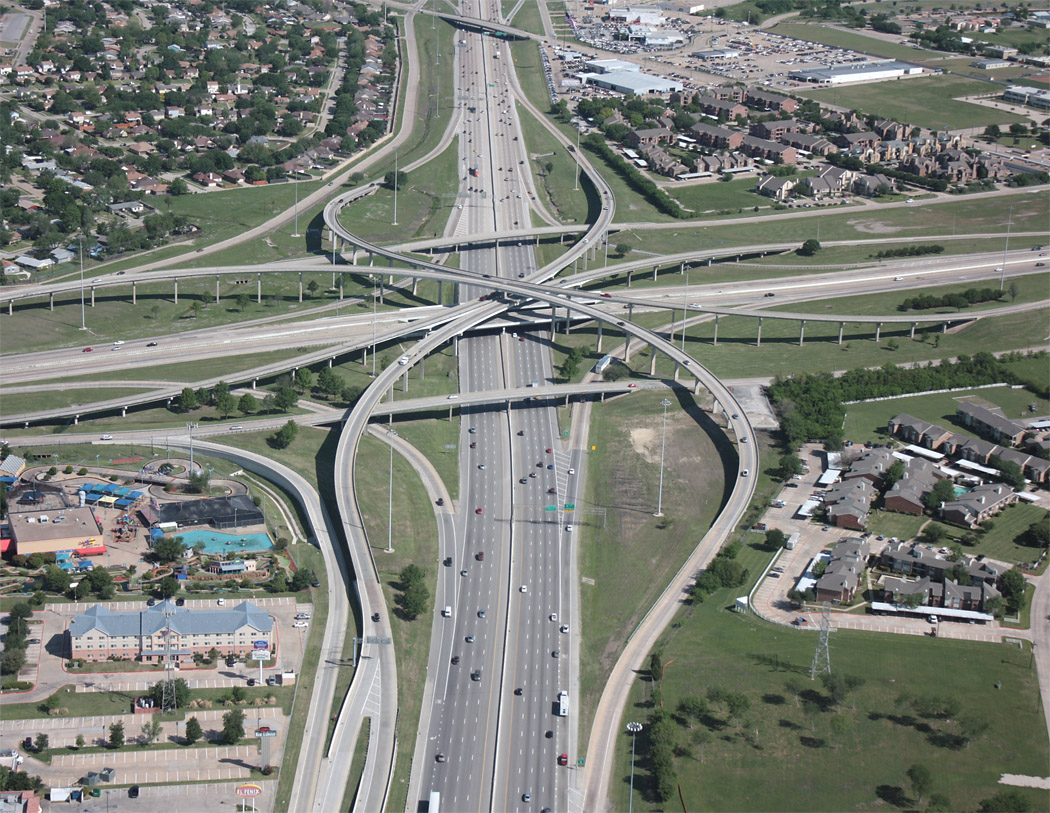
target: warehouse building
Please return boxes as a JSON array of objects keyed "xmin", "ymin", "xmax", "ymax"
[
  {"xmin": 581, "ymin": 70, "xmax": 682, "ymax": 95},
  {"xmin": 154, "ymin": 495, "xmax": 263, "ymax": 531},
  {"xmin": 790, "ymin": 61, "xmax": 924, "ymax": 85},
  {"xmin": 6, "ymin": 483, "xmax": 103, "ymax": 556}
]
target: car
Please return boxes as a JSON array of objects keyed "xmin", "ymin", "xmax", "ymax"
[
  {"xmin": 1036, "ymin": 262, "xmax": 1045, "ymax": 267},
  {"xmin": 545, "ymin": 730, "xmax": 553, "ymax": 739},
  {"xmin": 113, "ymin": 340, "xmax": 124, "ymax": 345},
  {"xmin": 217, "ymin": 598, "xmax": 226, "ymax": 606},
  {"xmin": 460, "ymin": 569, "xmax": 468, "ymax": 577},
  {"xmin": 27, "ymin": 637, "xmax": 41, "ymax": 645},
  {"xmin": 468, "ymin": 426, "xmax": 477, "ymax": 434},
  {"xmin": 627, "ymin": 383, "xmax": 638, "ymax": 388},
  {"xmin": 560, "ymin": 624, "xmax": 568, "ymax": 633},
  {"xmin": 478, "ymin": 463, "xmax": 486, "ymax": 470},
  {"xmin": 436, "ymin": 753, "xmax": 446, "ymax": 762},
  {"xmin": 689, "ymin": 302, "xmax": 703, "ymax": 309},
  {"xmin": 451, "ymin": 655, "xmax": 460, "ymax": 665},
  {"xmin": 465, "ymin": 634, "xmax": 475, "ymax": 643},
  {"xmin": 372, "ymin": 613, "xmax": 380, "ymax": 622},
  {"xmin": 792, "ymin": 617, "xmax": 807, "ymax": 625},
  {"xmin": 741, "ymin": 470, "xmax": 749, "ymax": 477},
  {"xmin": 740, "ymin": 437, "xmax": 748, "ymax": 444},
  {"xmin": 475, "ymin": 507, "xmax": 483, "ymax": 515},
  {"xmin": 111, "ymin": 345, "xmax": 121, "ymax": 351},
  {"xmin": 764, "ymin": 292, "xmax": 775, "ymax": 297},
  {"xmin": 550, "ymin": 612, "xmax": 558, "ymax": 622},
  {"xmin": 476, "ymin": 551, "xmax": 485, "ymax": 561},
  {"xmin": 311, "ymin": 577, "xmax": 320, "ymax": 587},
  {"xmin": 247, "ymin": 678, "xmax": 256, "ymax": 686},
  {"xmin": 545, "ymin": 447, "xmax": 552, "ymax": 453},
  {"xmin": 478, "ymin": 609, "xmax": 487, "ymax": 618},
  {"xmin": 470, "ymin": 441, "xmax": 477, "ymax": 448},
  {"xmin": 100, "ymin": 434, "xmax": 114, "ymax": 441},
  {"xmin": 894, "ymin": 276, "xmax": 903, "ymax": 281},
  {"xmin": 437, "ymin": 497, "xmax": 445, "ymax": 506},
  {"xmin": 514, "ymin": 687, "xmax": 523, "ymax": 695},
  {"xmin": 522, "ymin": 793, "xmax": 531, "ymax": 803},
  {"xmin": 398, "ymin": 356, "xmax": 410, "ymax": 366},
  {"xmin": 447, "ymin": 394, "xmax": 459, "ymax": 400},
  {"xmin": 293, "ymin": 621, "xmax": 308, "ymax": 628},
  {"xmin": 128, "ymin": 786, "xmax": 140, "ymax": 799},
  {"xmin": 266, "ymin": 676, "xmax": 278, "ymax": 686},
  {"xmin": 82, "ymin": 347, "xmax": 93, "ymax": 352},
  {"xmin": 552, "ymin": 650, "xmax": 559, "ymax": 658},
  {"xmin": 616, "ymin": 321, "xmax": 624, "ymax": 326},
  {"xmin": 558, "ymin": 754, "xmax": 568, "ymax": 766},
  {"xmin": 295, "ymin": 612, "xmax": 311, "ymax": 620},
  {"xmin": 547, "ymin": 464, "xmax": 554, "ymax": 470},
  {"xmin": 175, "ymin": 598, "xmax": 185, "ymax": 607},
  {"xmin": 547, "ymin": 487, "xmax": 557, "ymax": 494},
  {"xmin": 517, "ymin": 430, "xmax": 525, "ymax": 436},
  {"xmin": 147, "ymin": 598, "xmax": 157, "ymax": 606},
  {"xmin": 520, "ymin": 477, "xmax": 528, "ymax": 484},
  {"xmin": 529, "ymin": 472, "xmax": 537, "ymax": 478},
  {"xmin": 731, "ymin": 413, "xmax": 739, "ymax": 419}
]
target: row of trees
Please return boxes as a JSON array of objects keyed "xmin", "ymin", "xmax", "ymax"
[
  {"xmin": 690, "ymin": 541, "xmax": 749, "ymax": 602},
  {"xmin": 898, "ymin": 286, "xmax": 1004, "ymax": 312},
  {"xmin": 0, "ymin": 602, "xmax": 34, "ymax": 677},
  {"xmin": 580, "ymin": 133, "xmax": 686, "ymax": 219},
  {"xmin": 396, "ymin": 564, "xmax": 429, "ymax": 620},
  {"xmin": 872, "ymin": 244, "xmax": 944, "ymax": 259}
]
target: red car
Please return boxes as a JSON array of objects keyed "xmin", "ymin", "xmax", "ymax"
[
  {"xmin": 545, "ymin": 448, "xmax": 552, "ymax": 454},
  {"xmin": 558, "ymin": 754, "xmax": 568, "ymax": 766},
  {"xmin": 600, "ymin": 293, "xmax": 612, "ymax": 298},
  {"xmin": 82, "ymin": 347, "xmax": 93, "ymax": 352},
  {"xmin": 475, "ymin": 508, "xmax": 483, "ymax": 515}
]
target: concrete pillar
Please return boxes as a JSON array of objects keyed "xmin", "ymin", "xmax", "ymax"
[
  {"xmin": 412, "ymin": 277, "xmax": 418, "ymax": 296},
  {"xmin": 403, "ymin": 369, "xmax": 408, "ymax": 392},
  {"xmin": 838, "ymin": 322, "xmax": 844, "ymax": 345},
  {"xmin": 121, "ymin": 406, "xmax": 126, "ymax": 417},
  {"xmin": 707, "ymin": 258, "xmax": 712, "ymax": 266},
  {"xmin": 756, "ymin": 317, "xmax": 763, "ymax": 348},
  {"xmin": 627, "ymin": 269, "xmax": 632, "ymax": 288},
  {"xmin": 673, "ymin": 363, "xmax": 679, "ymax": 382},
  {"xmin": 649, "ymin": 348, "xmax": 657, "ymax": 375},
  {"xmin": 298, "ymin": 272, "xmax": 303, "ymax": 303},
  {"xmin": 623, "ymin": 332, "xmax": 630, "ymax": 362},
  {"xmin": 252, "ymin": 379, "xmax": 257, "ymax": 389},
  {"xmin": 216, "ymin": 276, "xmax": 220, "ymax": 303},
  {"xmin": 713, "ymin": 314, "xmax": 719, "ymax": 346},
  {"xmin": 340, "ymin": 274, "xmax": 344, "ymax": 300},
  {"xmin": 627, "ymin": 303, "xmax": 634, "ymax": 322},
  {"xmin": 49, "ymin": 292, "xmax": 54, "ymax": 311},
  {"xmin": 327, "ymin": 358, "xmax": 333, "ymax": 367},
  {"xmin": 438, "ymin": 281, "xmax": 443, "ymax": 304},
  {"xmin": 875, "ymin": 322, "xmax": 882, "ymax": 342},
  {"xmin": 453, "ymin": 336, "xmax": 459, "ymax": 356},
  {"xmin": 132, "ymin": 281, "xmax": 137, "ymax": 305},
  {"xmin": 8, "ymin": 300, "xmax": 12, "ymax": 316},
  {"xmin": 73, "ymin": 415, "xmax": 78, "ymax": 425},
  {"xmin": 90, "ymin": 287, "xmax": 95, "ymax": 307},
  {"xmin": 799, "ymin": 320, "xmax": 806, "ymax": 347},
  {"xmin": 653, "ymin": 265, "xmax": 658, "ymax": 281},
  {"xmin": 362, "ymin": 347, "xmax": 367, "ymax": 366},
  {"xmin": 369, "ymin": 252, "xmax": 374, "ymax": 267},
  {"xmin": 942, "ymin": 321, "xmax": 948, "ymax": 334},
  {"xmin": 596, "ymin": 322, "xmax": 603, "ymax": 354},
  {"xmin": 910, "ymin": 322, "xmax": 917, "ymax": 339},
  {"xmin": 173, "ymin": 279, "xmax": 178, "ymax": 304},
  {"xmin": 257, "ymin": 274, "xmax": 262, "ymax": 304}
]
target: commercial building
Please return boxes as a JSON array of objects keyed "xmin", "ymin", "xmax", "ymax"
[
  {"xmin": 790, "ymin": 61, "xmax": 923, "ymax": 85},
  {"xmin": 581, "ymin": 70, "xmax": 682, "ymax": 95},
  {"xmin": 154, "ymin": 494, "xmax": 263, "ymax": 531},
  {"xmin": 67, "ymin": 600, "xmax": 274, "ymax": 663},
  {"xmin": 6, "ymin": 483, "xmax": 103, "ymax": 556}
]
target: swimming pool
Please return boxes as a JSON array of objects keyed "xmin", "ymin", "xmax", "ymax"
[
  {"xmin": 174, "ymin": 529, "xmax": 274, "ymax": 554},
  {"xmin": 953, "ymin": 486, "xmax": 971, "ymax": 499}
]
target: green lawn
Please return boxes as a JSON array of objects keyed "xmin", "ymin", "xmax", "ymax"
[
  {"xmin": 842, "ymin": 385, "xmax": 1050, "ymax": 446},
  {"xmin": 746, "ymin": 235, "xmax": 1048, "ymax": 267},
  {"xmin": 391, "ymin": 417, "xmax": 461, "ymax": 501},
  {"xmin": 796, "ymin": 75, "xmax": 1029, "ymax": 130},
  {"xmin": 865, "ymin": 510, "xmax": 928, "ymax": 541},
  {"xmin": 770, "ymin": 22, "xmax": 927, "ymax": 61},
  {"xmin": 577, "ymin": 388, "xmax": 733, "ymax": 746},
  {"xmin": 614, "ymin": 574, "xmax": 1049, "ymax": 812},
  {"xmin": 667, "ymin": 177, "xmax": 769, "ymax": 216},
  {"xmin": 1, "ymin": 387, "xmax": 156, "ymax": 416},
  {"xmin": 518, "ymin": 104, "xmax": 591, "ymax": 224},
  {"xmin": 925, "ymin": 502, "xmax": 1050, "ymax": 567}
]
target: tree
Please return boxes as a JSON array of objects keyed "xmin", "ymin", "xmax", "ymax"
[
  {"xmin": 215, "ymin": 391, "xmax": 237, "ymax": 419},
  {"xmin": 9, "ymin": 603, "xmax": 33, "ymax": 623},
  {"xmin": 906, "ymin": 763, "xmax": 932, "ymax": 803},
  {"xmin": 924, "ymin": 478, "xmax": 956, "ymax": 512},
  {"xmin": 269, "ymin": 419, "xmax": 299, "ymax": 450},
  {"xmin": 191, "ymin": 301, "xmax": 203, "ymax": 318},
  {"xmin": 273, "ymin": 386, "xmax": 299, "ymax": 411},
  {"xmin": 0, "ymin": 648, "xmax": 26, "ymax": 676},
  {"xmin": 1024, "ymin": 515, "xmax": 1050, "ymax": 549},
  {"xmin": 1007, "ymin": 280, "xmax": 1020, "ymax": 302},
  {"xmin": 238, "ymin": 393, "xmax": 258, "ymax": 415},
  {"xmin": 294, "ymin": 368, "xmax": 315, "ymax": 392},
  {"xmin": 883, "ymin": 460, "xmax": 906, "ymax": 489},
  {"xmin": 75, "ymin": 734, "xmax": 85, "ymax": 749},
  {"xmin": 676, "ymin": 695, "xmax": 707, "ymax": 728},
  {"xmin": 157, "ymin": 576, "xmax": 180, "ymax": 599},
  {"xmin": 267, "ymin": 570, "xmax": 288, "ymax": 593},
  {"xmin": 615, "ymin": 242, "xmax": 632, "ymax": 257},
  {"xmin": 184, "ymin": 716, "xmax": 202, "ymax": 745},
  {"xmin": 150, "ymin": 536, "xmax": 186, "ymax": 564},
  {"xmin": 33, "ymin": 734, "xmax": 48, "ymax": 753},
  {"xmin": 341, "ymin": 384, "xmax": 361, "ymax": 405},
  {"xmin": 221, "ymin": 708, "xmax": 245, "ymax": 745},
  {"xmin": 235, "ymin": 292, "xmax": 251, "ymax": 312},
  {"xmin": 384, "ymin": 170, "xmax": 407, "ymax": 190},
  {"xmin": 177, "ymin": 387, "xmax": 198, "ymax": 412},
  {"xmin": 109, "ymin": 721, "xmax": 125, "ymax": 749},
  {"xmin": 778, "ymin": 452, "xmax": 803, "ymax": 480},
  {"xmin": 999, "ymin": 568, "xmax": 1027, "ymax": 611},
  {"xmin": 649, "ymin": 651, "xmax": 664, "ymax": 683},
  {"xmin": 797, "ymin": 238, "xmax": 821, "ymax": 256},
  {"xmin": 765, "ymin": 528, "xmax": 788, "ymax": 548},
  {"xmin": 401, "ymin": 577, "xmax": 429, "ymax": 619},
  {"xmin": 990, "ymin": 456, "xmax": 1025, "ymax": 491},
  {"xmin": 306, "ymin": 279, "xmax": 319, "ymax": 297},
  {"xmin": 979, "ymin": 789, "xmax": 1032, "ymax": 812},
  {"xmin": 140, "ymin": 719, "xmax": 163, "ymax": 746},
  {"xmin": 926, "ymin": 794, "xmax": 953, "ymax": 812},
  {"xmin": 957, "ymin": 714, "xmax": 988, "ymax": 749},
  {"xmin": 43, "ymin": 565, "xmax": 70, "ymax": 594},
  {"xmin": 316, "ymin": 367, "xmax": 343, "ymax": 400}
]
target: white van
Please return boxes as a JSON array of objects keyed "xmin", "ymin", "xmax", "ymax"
[{"xmin": 442, "ymin": 606, "xmax": 452, "ymax": 617}]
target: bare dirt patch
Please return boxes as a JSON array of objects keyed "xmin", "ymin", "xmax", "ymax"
[{"xmin": 846, "ymin": 218, "xmax": 911, "ymax": 234}]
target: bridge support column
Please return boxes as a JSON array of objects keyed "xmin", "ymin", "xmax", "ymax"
[
  {"xmin": 653, "ymin": 265, "xmax": 658, "ymax": 281},
  {"xmin": 216, "ymin": 276, "xmax": 220, "ymax": 303},
  {"xmin": 362, "ymin": 347, "xmax": 367, "ymax": 366},
  {"xmin": 8, "ymin": 300, "xmax": 12, "ymax": 315},
  {"xmin": 673, "ymin": 363, "xmax": 679, "ymax": 382},
  {"xmin": 799, "ymin": 320, "xmax": 806, "ymax": 347},
  {"xmin": 875, "ymin": 323, "xmax": 882, "ymax": 342},
  {"xmin": 707, "ymin": 258, "xmax": 712, "ymax": 266},
  {"xmin": 649, "ymin": 348, "xmax": 657, "ymax": 376},
  {"xmin": 713, "ymin": 315, "xmax": 719, "ymax": 346},
  {"xmin": 90, "ymin": 287, "xmax": 95, "ymax": 307},
  {"xmin": 623, "ymin": 335, "xmax": 630, "ymax": 362},
  {"xmin": 756, "ymin": 317, "xmax": 763, "ymax": 348},
  {"xmin": 627, "ymin": 302, "xmax": 634, "ymax": 322},
  {"xmin": 132, "ymin": 281, "xmax": 137, "ymax": 305},
  {"xmin": 910, "ymin": 322, "xmax": 917, "ymax": 339},
  {"xmin": 327, "ymin": 358, "xmax": 333, "ymax": 368},
  {"xmin": 340, "ymin": 274, "xmax": 344, "ymax": 300},
  {"xmin": 73, "ymin": 415, "xmax": 78, "ymax": 425},
  {"xmin": 838, "ymin": 322, "xmax": 845, "ymax": 345},
  {"xmin": 49, "ymin": 292, "xmax": 54, "ymax": 311},
  {"xmin": 173, "ymin": 279, "xmax": 178, "ymax": 304},
  {"xmin": 943, "ymin": 321, "xmax": 948, "ymax": 333},
  {"xmin": 627, "ymin": 269, "xmax": 632, "ymax": 288},
  {"xmin": 299, "ymin": 272, "xmax": 304, "ymax": 303},
  {"xmin": 369, "ymin": 252, "xmax": 374, "ymax": 267},
  {"xmin": 453, "ymin": 336, "xmax": 459, "ymax": 357},
  {"xmin": 121, "ymin": 407, "xmax": 126, "ymax": 417},
  {"xmin": 437, "ymin": 281, "xmax": 443, "ymax": 304},
  {"xmin": 596, "ymin": 322, "xmax": 603, "ymax": 354},
  {"xmin": 257, "ymin": 274, "xmax": 262, "ymax": 304},
  {"xmin": 680, "ymin": 261, "xmax": 685, "ymax": 274},
  {"xmin": 412, "ymin": 277, "xmax": 418, "ymax": 296},
  {"xmin": 403, "ymin": 369, "xmax": 409, "ymax": 393},
  {"xmin": 252, "ymin": 379, "xmax": 257, "ymax": 389}
]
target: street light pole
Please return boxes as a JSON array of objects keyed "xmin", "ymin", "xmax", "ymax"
[
  {"xmin": 681, "ymin": 272, "xmax": 688, "ymax": 351},
  {"xmin": 387, "ymin": 428, "xmax": 398, "ymax": 552},
  {"xmin": 1000, "ymin": 205, "xmax": 1014, "ymax": 290},
  {"xmin": 392, "ymin": 150, "xmax": 399, "ymax": 226},
  {"xmin": 371, "ymin": 275, "xmax": 377, "ymax": 377},
  {"xmin": 78, "ymin": 237, "xmax": 86, "ymax": 330},
  {"xmin": 626, "ymin": 721, "xmax": 642, "ymax": 813},
  {"xmin": 655, "ymin": 398, "xmax": 671, "ymax": 516},
  {"xmin": 292, "ymin": 173, "xmax": 300, "ymax": 237}
]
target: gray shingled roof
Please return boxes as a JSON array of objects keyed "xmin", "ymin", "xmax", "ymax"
[{"xmin": 69, "ymin": 600, "xmax": 273, "ymax": 638}]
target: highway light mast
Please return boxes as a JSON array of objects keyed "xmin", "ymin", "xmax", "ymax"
[
  {"xmin": 78, "ymin": 236, "xmax": 86, "ymax": 330},
  {"xmin": 999, "ymin": 205, "xmax": 1013, "ymax": 290},
  {"xmin": 655, "ymin": 398, "xmax": 671, "ymax": 517},
  {"xmin": 386, "ymin": 427, "xmax": 398, "ymax": 552}
]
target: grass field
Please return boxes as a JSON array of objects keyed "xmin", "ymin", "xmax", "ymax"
[
  {"xmin": 1, "ymin": 387, "xmax": 156, "ymax": 416},
  {"xmin": 612, "ymin": 571, "xmax": 1049, "ymax": 811},
  {"xmin": 842, "ymin": 386, "xmax": 1050, "ymax": 446},
  {"xmin": 796, "ymin": 75, "xmax": 1029, "ymax": 130},
  {"xmin": 577, "ymin": 388, "xmax": 733, "ymax": 745},
  {"xmin": 517, "ymin": 104, "xmax": 591, "ymax": 225},
  {"xmin": 666, "ymin": 177, "xmax": 768, "ymax": 215},
  {"xmin": 770, "ymin": 22, "xmax": 926, "ymax": 61},
  {"xmin": 747, "ymin": 234, "xmax": 1048, "ymax": 267},
  {"xmin": 392, "ymin": 417, "xmax": 461, "ymax": 501}
]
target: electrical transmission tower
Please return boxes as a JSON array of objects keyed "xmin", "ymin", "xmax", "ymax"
[
  {"xmin": 809, "ymin": 602, "xmax": 832, "ymax": 681},
  {"xmin": 161, "ymin": 604, "xmax": 178, "ymax": 712}
]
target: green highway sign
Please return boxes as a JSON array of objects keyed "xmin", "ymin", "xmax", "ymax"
[
  {"xmin": 564, "ymin": 503, "xmax": 575, "ymax": 510},
  {"xmin": 545, "ymin": 505, "xmax": 557, "ymax": 511}
]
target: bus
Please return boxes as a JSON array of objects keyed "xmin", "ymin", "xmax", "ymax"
[
  {"xmin": 558, "ymin": 690, "xmax": 569, "ymax": 717},
  {"xmin": 429, "ymin": 791, "xmax": 440, "ymax": 813}
]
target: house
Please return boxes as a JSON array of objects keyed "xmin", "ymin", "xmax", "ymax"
[
  {"xmin": 824, "ymin": 479, "xmax": 874, "ymax": 530},
  {"xmin": 745, "ymin": 88, "xmax": 797, "ymax": 113},
  {"xmin": 814, "ymin": 538, "xmax": 869, "ymax": 604},
  {"xmin": 625, "ymin": 127, "xmax": 673, "ymax": 149},
  {"xmin": 953, "ymin": 436, "xmax": 1003, "ymax": 465},
  {"xmin": 887, "ymin": 414, "xmax": 954, "ymax": 450},
  {"xmin": 836, "ymin": 131, "xmax": 881, "ymax": 150},
  {"xmin": 940, "ymin": 483, "xmax": 1017, "ymax": 528},
  {"xmin": 852, "ymin": 172, "xmax": 894, "ymax": 197},
  {"xmin": 693, "ymin": 94, "xmax": 748, "ymax": 119},
  {"xmin": 749, "ymin": 118, "xmax": 799, "ymax": 141},
  {"xmin": 67, "ymin": 600, "xmax": 273, "ymax": 663},
  {"xmin": 956, "ymin": 402, "xmax": 1027, "ymax": 446},
  {"xmin": 689, "ymin": 122, "xmax": 744, "ymax": 150},
  {"xmin": 880, "ymin": 540, "xmax": 953, "ymax": 581},
  {"xmin": 844, "ymin": 448, "xmax": 895, "ymax": 485},
  {"xmin": 192, "ymin": 172, "xmax": 223, "ymax": 188},
  {"xmin": 740, "ymin": 135, "xmax": 797, "ymax": 164},
  {"xmin": 755, "ymin": 175, "xmax": 796, "ymax": 201},
  {"xmin": 883, "ymin": 459, "xmax": 941, "ymax": 515},
  {"xmin": 107, "ymin": 200, "xmax": 147, "ymax": 216}
]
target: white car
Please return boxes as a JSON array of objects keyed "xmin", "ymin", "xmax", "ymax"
[
  {"xmin": 398, "ymin": 356, "xmax": 410, "ymax": 365},
  {"xmin": 100, "ymin": 434, "xmax": 114, "ymax": 441},
  {"xmin": 293, "ymin": 621, "xmax": 308, "ymax": 628},
  {"xmin": 447, "ymin": 394, "xmax": 459, "ymax": 400},
  {"xmin": 549, "ymin": 613, "xmax": 558, "ymax": 622},
  {"xmin": 295, "ymin": 613, "xmax": 312, "ymax": 620},
  {"xmin": 217, "ymin": 598, "xmax": 226, "ymax": 606},
  {"xmin": 112, "ymin": 340, "xmax": 124, "ymax": 345},
  {"xmin": 565, "ymin": 524, "xmax": 573, "ymax": 533},
  {"xmin": 567, "ymin": 468, "xmax": 575, "ymax": 475},
  {"xmin": 520, "ymin": 585, "xmax": 528, "ymax": 593}
]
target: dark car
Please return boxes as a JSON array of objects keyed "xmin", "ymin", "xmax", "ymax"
[
  {"xmin": 311, "ymin": 577, "xmax": 320, "ymax": 587},
  {"xmin": 128, "ymin": 786, "xmax": 140, "ymax": 799},
  {"xmin": 146, "ymin": 598, "xmax": 156, "ymax": 606},
  {"xmin": 451, "ymin": 655, "xmax": 460, "ymax": 665},
  {"xmin": 247, "ymin": 678, "xmax": 256, "ymax": 687},
  {"xmin": 226, "ymin": 657, "xmax": 237, "ymax": 667},
  {"xmin": 147, "ymin": 342, "xmax": 158, "ymax": 347},
  {"xmin": 175, "ymin": 597, "xmax": 185, "ymax": 606},
  {"xmin": 444, "ymin": 557, "xmax": 453, "ymax": 567},
  {"xmin": 547, "ymin": 487, "xmax": 556, "ymax": 494},
  {"xmin": 371, "ymin": 613, "xmax": 380, "ymax": 623},
  {"xmin": 436, "ymin": 497, "xmax": 445, "ymax": 506}
]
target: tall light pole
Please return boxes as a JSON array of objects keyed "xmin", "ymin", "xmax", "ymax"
[
  {"xmin": 371, "ymin": 275, "xmax": 377, "ymax": 377},
  {"xmin": 392, "ymin": 150, "xmax": 399, "ymax": 226},
  {"xmin": 681, "ymin": 272, "xmax": 688, "ymax": 351},
  {"xmin": 292, "ymin": 171, "xmax": 301, "ymax": 237},
  {"xmin": 655, "ymin": 398, "xmax": 671, "ymax": 517},
  {"xmin": 574, "ymin": 126, "xmax": 581, "ymax": 191},
  {"xmin": 626, "ymin": 721, "xmax": 642, "ymax": 813},
  {"xmin": 999, "ymin": 205, "xmax": 1014, "ymax": 290},
  {"xmin": 78, "ymin": 236, "xmax": 86, "ymax": 330},
  {"xmin": 387, "ymin": 428, "xmax": 398, "ymax": 552},
  {"xmin": 186, "ymin": 422, "xmax": 198, "ymax": 470}
]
